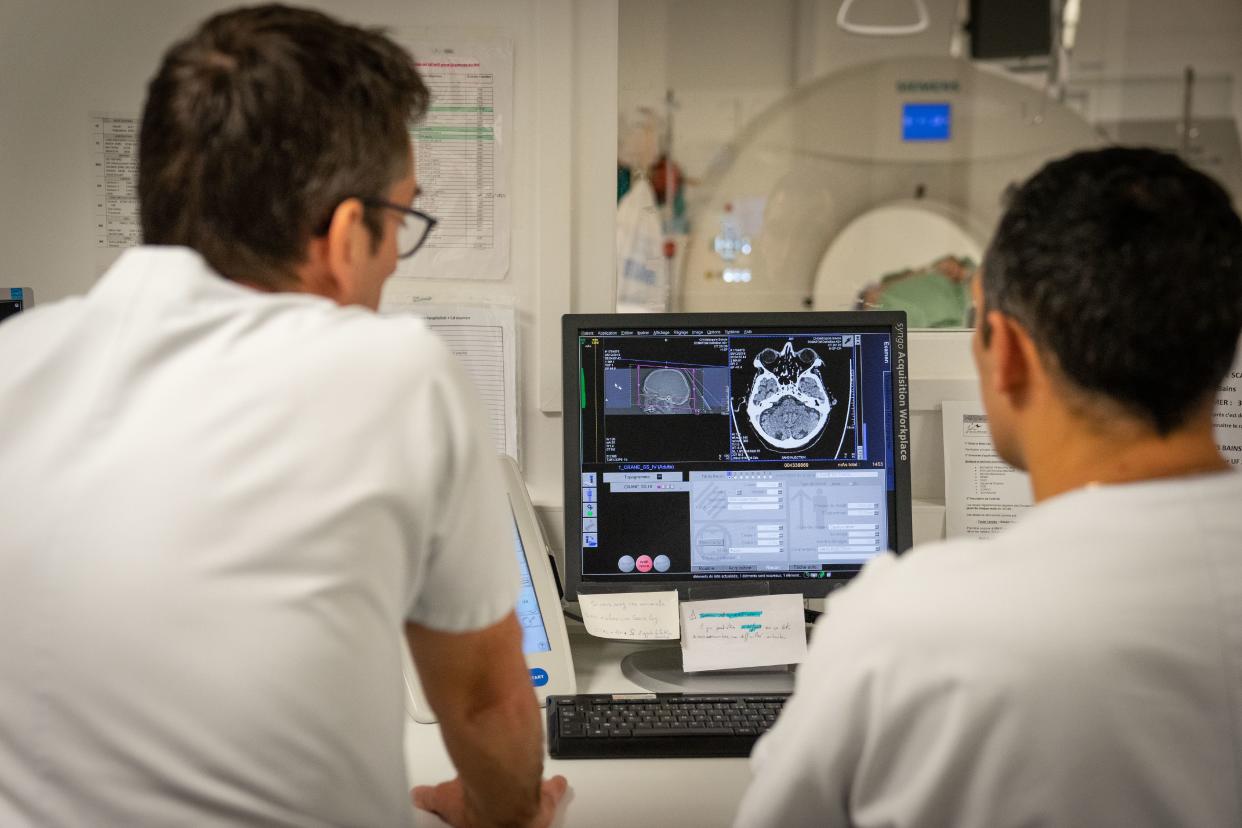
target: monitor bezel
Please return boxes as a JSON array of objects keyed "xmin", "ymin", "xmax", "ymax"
[
  {"xmin": 0, "ymin": 287, "xmax": 33, "ymax": 322},
  {"xmin": 561, "ymin": 311, "xmax": 912, "ymax": 602}
]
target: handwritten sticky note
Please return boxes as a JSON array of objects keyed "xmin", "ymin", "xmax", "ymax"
[
  {"xmin": 579, "ymin": 591, "xmax": 680, "ymax": 640},
  {"xmin": 680, "ymin": 594, "xmax": 807, "ymax": 672}
]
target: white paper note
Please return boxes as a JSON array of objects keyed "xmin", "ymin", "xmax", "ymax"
[
  {"xmin": 1214, "ymin": 350, "xmax": 1242, "ymax": 468},
  {"xmin": 680, "ymin": 594, "xmax": 807, "ymax": 673},
  {"xmin": 578, "ymin": 591, "xmax": 680, "ymax": 640},
  {"xmin": 378, "ymin": 300, "xmax": 518, "ymax": 460},
  {"xmin": 941, "ymin": 400, "xmax": 1033, "ymax": 538}
]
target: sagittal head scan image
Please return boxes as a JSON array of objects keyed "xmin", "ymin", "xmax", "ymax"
[{"xmin": 640, "ymin": 367, "xmax": 692, "ymax": 412}]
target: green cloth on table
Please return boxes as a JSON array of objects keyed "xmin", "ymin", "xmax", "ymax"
[{"xmin": 873, "ymin": 270, "xmax": 971, "ymax": 328}]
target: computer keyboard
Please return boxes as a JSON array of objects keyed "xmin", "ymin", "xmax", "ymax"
[{"xmin": 546, "ymin": 692, "xmax": 789, "ymax": 759}]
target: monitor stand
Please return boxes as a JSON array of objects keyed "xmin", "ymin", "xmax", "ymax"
[{"xmin": 620, "ymin": 646, "xmax": 795, "ymax": 694}]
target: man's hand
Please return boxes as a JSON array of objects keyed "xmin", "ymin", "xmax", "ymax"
[
  {"xmin": 407, "ymin": 616, "xmax": 555, "ymax": 826},
  {"xmin": 412, "ymin": 775, "xmax": 569, "ymax": 828}
]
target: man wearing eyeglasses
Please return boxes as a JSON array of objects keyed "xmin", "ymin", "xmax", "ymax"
[{"xmin": 0, "ymin": 6, "xmax": 563, "ymax": 827}]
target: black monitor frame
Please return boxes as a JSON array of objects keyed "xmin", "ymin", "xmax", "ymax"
[
  {"xmin": 0, "ymin": 287, "xmax": 33, "ymax": 323},
  {"xmin": 968, "ymin": 0, "xmax": 1052, "ymax": 60},
  {"xmin": 561, "ymin": 311, "xmax": 912, "ymax": 601}
]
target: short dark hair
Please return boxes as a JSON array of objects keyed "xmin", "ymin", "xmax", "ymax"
[
  {"xmin": 139, "ymin": 4, "xmax": 429, "ymax": 288},
  {"xmin": 982, "ymin": 146, "xmax": 1242, "ymax": 435}
]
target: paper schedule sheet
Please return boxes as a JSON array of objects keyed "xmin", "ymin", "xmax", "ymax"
[
  {"xmin": 680, "ymin": 594, "xmax": 807, "ymax": 673},
  {"xmin": 378, "ymin": 301, "xmax": 518, "ymax": 459},
  {"xmin": 396, "ymin": 37, "xmax": 513, "ymax": 281},
  {"xmin": 1215, "ymin": 352, "xmax": 1242, "ymax": 467},
  {"xmin": 942, "ymin": 400, "xmax": 1033, "ymax": 538},
  {"xmin": 90, "ymin": 114, "xmax": 140, "ymax": 250}
]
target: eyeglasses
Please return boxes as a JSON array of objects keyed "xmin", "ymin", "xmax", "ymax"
[{"xmin": 361, "ymin": 198, "xmax": 438, "ymax": 259}]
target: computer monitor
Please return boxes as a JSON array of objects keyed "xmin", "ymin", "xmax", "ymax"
[
  {"xmin": 0, "ymin": 288, "xmax": 33, "ymax": 323},
  {"xmin": 562, "ymin": 312, "xmax": 912, "ymax": 603}
]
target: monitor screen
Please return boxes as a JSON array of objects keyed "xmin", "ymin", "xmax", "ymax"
[
  {"xmin": 513, "ymin": 521, "xmax": 552, "ymax": 654},
  {"xmin": 902, "ymin": 102, "xmax": 951, "ymax": 142},
  {"xmin": 562, "ymin": 312, "xmax": 911, "ymax": 600},
  {"xmin": 969, "ymin": 0, "xmax": 1051, "ymax": 60}
]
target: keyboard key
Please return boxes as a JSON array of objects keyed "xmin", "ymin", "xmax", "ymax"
[{"xmin": 633, "ymin": 726, "xmax": 734, "ymax": 737}]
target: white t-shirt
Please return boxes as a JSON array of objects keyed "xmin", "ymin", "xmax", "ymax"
[
  {"xmin": 0, "ymin": 247, "xmax": 518, "ymax": 827},
  {"xmin": 736, "ymin": 471, "xmax": 1242, "ymax": 828}
]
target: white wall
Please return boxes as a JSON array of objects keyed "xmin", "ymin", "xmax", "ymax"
[
  {"xmin": 619, "ymin": 0, "xmax": 798, "ymax": 181},
  {"xmin": 0, "ymin": 0, "xmax": 620, "ymax": 558}
]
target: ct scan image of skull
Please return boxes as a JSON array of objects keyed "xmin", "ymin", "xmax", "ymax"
[
  {"xmin": 641, "ymin": 367, "xmax": 692, "ymax": 413},
  {"xmin": 745, "ymin": 341, "xmax": 835, "ymax": 451}
]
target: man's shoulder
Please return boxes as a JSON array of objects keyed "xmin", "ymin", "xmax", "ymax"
[
  {"xmin": 294, "ymin": 304, "xmax": 439, "ymax": 358},
  {"xmin": 819, "ymin": 531, "xmax": 1058, "ymax": 657},
  {"xmin": 814, "ymin": 474, "xmax": 1242, "ymax": 667},
  {"xmin": 237, "ymin": 299, "xmax": 448, "ymax": 378},
  {"xmin": 842, "ymin": 533, "xmax": 1013, "ymax": 602}
]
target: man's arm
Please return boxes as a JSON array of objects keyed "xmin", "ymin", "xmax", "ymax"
[{"xmin": 406, "ymin": 614, "xmax": 565, "ymax": 828}]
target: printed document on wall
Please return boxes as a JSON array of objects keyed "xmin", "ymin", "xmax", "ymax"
[
  {"xmin": 380, "ymin": 299, "xmax": 518, "ymax": 460},
  {"xmin": 396, "ymin": 38, "xmax": 512, "ymax": 281},
  {"xmin": 90, "ymin": 114, "xmax": 140, "ymax": 250},
  {"xmin": 942, "ymin": 400, "xmax": 1033, "ymax": 538},
  {"xmin": 1214, "ymin": 346, "xmax": 1242, "ymax": 468}
]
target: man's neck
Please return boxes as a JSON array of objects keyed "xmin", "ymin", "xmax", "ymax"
[{"xmin": 1024, "ymin": 408, "xmax": 1228, "ymax": 502}]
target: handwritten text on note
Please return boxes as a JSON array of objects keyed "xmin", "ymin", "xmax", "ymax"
[
  {"xmin": 680, "ymin": 594, "xmax": 807, "ymax": 672},
  {"xmin": 578, "ymin": 591, "xmax": 680, "ymax": 640}
]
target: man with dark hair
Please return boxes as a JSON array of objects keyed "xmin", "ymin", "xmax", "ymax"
[
  {"xmin": 0, "ymin": 5, "xmax": 564, "ymax": 826},
  {"xmin": 735, "ymin": 147, "xmax": 1242, "ymax": 827}
]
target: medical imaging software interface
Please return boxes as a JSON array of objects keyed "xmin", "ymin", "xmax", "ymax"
[
  {"xmin": 575, "ymin": 324, "xmax": 898, "ymax": 586},
  {"xmin": 513, "ymin": 521, "xmax": 551, "ymax": 654}
]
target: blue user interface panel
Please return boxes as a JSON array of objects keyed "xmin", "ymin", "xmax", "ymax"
[
  {"xmin": 902, "ymin": 102, "xmax": 951, "ymax": 142},
  {"xmin": 514, "ymin": 522, "xmax": 551, "ymax": 654},
  {"xmin": 574, "ymin": 324, "xmax": 899, "ymax": 587}
]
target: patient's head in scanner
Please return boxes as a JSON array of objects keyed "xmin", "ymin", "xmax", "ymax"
[
  {"xmin": 855, "ymin": 253, "xmax": 977, "ymax": 327},
  {"xmin": 971, "ymin": 146, "xmax": 1242, "ymax": 471}
]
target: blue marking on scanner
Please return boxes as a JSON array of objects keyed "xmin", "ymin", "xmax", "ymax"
[{"xmin": 529, "ymin": 667, "xmax": 549, "ymax": 687}]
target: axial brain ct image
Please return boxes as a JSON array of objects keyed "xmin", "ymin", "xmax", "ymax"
[{"xmin": 746, "ymin": 341, "xmax": 835, "ymax": 450}]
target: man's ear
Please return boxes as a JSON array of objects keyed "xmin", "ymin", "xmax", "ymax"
[
  {"xmin": 296, "ymin": 197, "xmax": 369, "ymax": 305},
  {"xmin": 983, "ymin": 309, "xmax": 1036, "ymax": 402}
]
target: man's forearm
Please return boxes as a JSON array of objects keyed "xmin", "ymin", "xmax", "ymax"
[
  {"xmin": 439, "ymin": 688, "xmax": 545, "ymax": 827},
  {"xmin": 409, "ymin": 615, "xmax": 546, "ymax": 827}
]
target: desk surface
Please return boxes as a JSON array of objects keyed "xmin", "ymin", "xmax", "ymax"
[{"xmin": 404, "ymin": 631, "xmax": 753, "ymax": 828}]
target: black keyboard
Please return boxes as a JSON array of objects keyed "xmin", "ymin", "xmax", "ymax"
[{"xmin": 546, "ymin": 692, "xmax": 789, "ymax": 759}]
